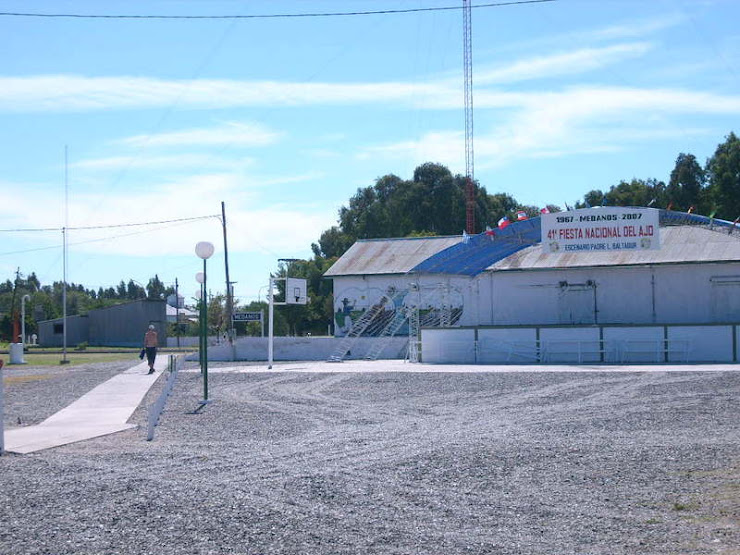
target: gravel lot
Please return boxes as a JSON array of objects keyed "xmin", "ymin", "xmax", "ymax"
[{"xmin": 2, "ymin": 360, "xmax": 740, "ymax": 554}]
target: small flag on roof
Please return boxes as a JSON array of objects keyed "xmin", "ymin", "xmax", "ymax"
[
  {"xmin": 462, "ymin": 229, "xmax": 470, "ymax": 244},
  {"xmin": 540, "ymin": 206, "xmax": 550, "ymax": 214},
  {"xmin": 485, "ymin": 225, "xmax": 495, "ymax": 236},
  {"xmin": 730, "ymin": 216, "xmax": 740, "ymax": 235},
  {"xmin": 516, "ymin": 210, "xmax": 528, "ymax": 221},
  {"xmin": 601, "ymin": 196, "xmax": 608, "ymax": 206},
  {"xmin": 647, "ymin": 198, "xmax": 656, "ymax": 207},
  {"xmin": 497, "ymin": 216, "xmax": 510, "ymax": 229},
  {"xmin": 667, "ymin": 201, "xmax": 674, "ymax": 211},
  {"xmin": 687, "ymin": 205, "xmax": 695, "ymax": 214}
]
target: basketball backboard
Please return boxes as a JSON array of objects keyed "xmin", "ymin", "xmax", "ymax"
[{"xmin": 286, "ymin": 277, "xmax": 308, "ymax": 305}]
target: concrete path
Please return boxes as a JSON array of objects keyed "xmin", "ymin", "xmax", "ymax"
[{"xmin": 4, "ymin": 357, "xmax": 168, "ymax": 454}]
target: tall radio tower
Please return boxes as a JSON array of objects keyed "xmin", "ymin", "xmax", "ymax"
[{"xmin": 463, "ymin": 0, "xmax": 475, "ymax": 234}]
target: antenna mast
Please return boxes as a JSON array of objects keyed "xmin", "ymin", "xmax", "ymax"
[{"xmin": 463, "ymin": 0, "xmax": 475, "ymax": 234}]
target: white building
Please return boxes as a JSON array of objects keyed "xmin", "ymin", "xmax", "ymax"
[{"xmin": 324, "ymin": 209, "xmax": 740, "ymax": 364}]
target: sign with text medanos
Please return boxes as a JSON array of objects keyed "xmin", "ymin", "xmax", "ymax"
[{"xmin": 541, "ymin": 207, "xmax": 660, "ymax": 254}]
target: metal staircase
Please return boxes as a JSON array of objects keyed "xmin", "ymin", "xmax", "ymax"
[
  {"xmin": 363, "ymin": 306, "xmax": 411, "ymax": 360},
  {"xmin": 327, "ymin": 290, "xmax": 402, "ymax": 362}
]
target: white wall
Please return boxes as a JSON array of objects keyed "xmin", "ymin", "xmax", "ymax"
[
  {"xmin": 485, "ymin": 262, "xmax": 740, "ymax": 327},
  {"xmin": 477, "ymin": 328, "xmax": 538, "ymax": 363},
  {"xmin": 421, "ymin": 328, "xmax": 476, "ymax": 363},
  {"xmin": 667, "ymin": 326, "xmax": 734, "ymax": 362},
  {"xmin": 201, "ymin": 336, "xmax": 409, "ymax": 362},
  {"xmin": 602, "ymin": 326, "xmax": 664, "ymax": 363}
]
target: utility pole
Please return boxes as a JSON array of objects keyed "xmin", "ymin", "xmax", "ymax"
[
  {"xmin": 175, "ymin": 277, "xmax": 180, "ymax": 348},
  {"xmin": 221, "ymin": 201, "xmax": 235, "ymax": 355},
  {"xmin": 61, "ymin": 146, "xmax": 69, "ymax": 364}
]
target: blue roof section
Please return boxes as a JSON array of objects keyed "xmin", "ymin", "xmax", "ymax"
[
  {"xmin": 411, "ymin": 218, "xmax": 541, "ymax": 276},
  {"xmin": 410, "ymin": 209, "xmax": 739, "ymax": 277}
]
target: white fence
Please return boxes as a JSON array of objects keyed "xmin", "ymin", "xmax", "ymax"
[
  {"xmin": 146, "ymin": 355, "xmax": 183, "ymax": 441},
  {"xmin": 422, "ymin": 324, "xmax": 739, "ymax": 364}
]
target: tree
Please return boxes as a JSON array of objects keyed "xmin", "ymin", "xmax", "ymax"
[
  {"xmin": 312, "ymin": 226, "xmax": 354, "ymax": 259},
  {"xmin": 126, "ymin": 280, "xmax": 145, "ymax": 300},
  {"xmin": 577, "ymin": 179, "xmax": 666, "ymax": 209},
  {"xmin": 146, "ymin": 275, "xmax": 167, "ymax": 300},
  {"xmin": 668, "ymin": 153, "xmax": 705, "ymax": 212},
  {"xmin": 706, "ymin": 132, "xmax": 740, "ymax": 219},
  {"xmin": 483, "ymin": 192, "xmax": 518, "ymax": 226}
]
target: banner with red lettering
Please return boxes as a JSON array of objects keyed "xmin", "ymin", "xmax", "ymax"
[{"xmin": 541, "ymin": 207, "xmax": 660, "ymax": 254}]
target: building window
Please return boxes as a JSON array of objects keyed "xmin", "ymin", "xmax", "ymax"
[{"xmin": 53, "ymin": 323, "xmax": 64, "ymax": 334}]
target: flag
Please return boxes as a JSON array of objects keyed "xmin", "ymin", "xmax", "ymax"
[
  {"xmin": 687, "ymin": 205, "xmax": 695, "ymax": 214},
  {"xmin": 540, "ymin": 206, "xmax": 550, "ymax": 214},
  {"xmin": 484, "ymin": 225, "xmax": 495, "ymax": 236},
  {"xmin": 516, "ymin": 210, "xmax": 528, "ymax": 221},
  {"xmin": 601, "ymin": 196, "xmax": 607, "ymax": 206},
  {"xmin": 647, "ymin": 198, "xmax": 656, "ymax": 207},
  {"xmin": 730, "ymin": 216, "xmax": 740, "ymax": 235},
  {"xmin": 497, "ymin": 216, "xmax": 510, "ymax": 229},
  {"xmin": 667, "ymin": 201, "xmax": 674, "ymax": 211},
  {"xmin": 564, "ymin": 202, "xmax": 572, "ymax": 211},
  {"xmin": 462, "ymin": 229, "xmax": 470, "ymax": 244}
]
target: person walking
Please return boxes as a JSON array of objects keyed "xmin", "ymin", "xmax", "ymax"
[{"xmin": 143, "ymin": 324, "xmax": 158, "ymax": 374}]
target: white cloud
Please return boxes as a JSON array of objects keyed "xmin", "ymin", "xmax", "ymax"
[
  {"xmin": 119, "ymin": 121, "xmax": 282, "ymax": 148},
  {"xmin": 0, "ymin": 74, "xmax": 455, "ymax": 112},
  {"xmin": 358, "ymin": 85, "xmax": 740, "ymax": 170},
  {"xmin": 582, "ymin": 13, "xmax": 687, "ymax": 42},
  {"xmin": 0, "ymin": 171, "xmax": 334, "ymax": 259},
  {"xmin": 475, "ymin": 42, "xmax": 653, "ymax": 85},
  {"xmin": 71, "ymin": 153, "xmax": 256, "ymax": 172}
]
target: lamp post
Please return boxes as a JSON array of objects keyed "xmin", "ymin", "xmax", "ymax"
[
  {"xmin": 195, "ymin": 241, "xmax": 214, "ymax": 402},
  {"xmin": 195, "ymin": 273, "xmax": 205, "ymax": 371}
]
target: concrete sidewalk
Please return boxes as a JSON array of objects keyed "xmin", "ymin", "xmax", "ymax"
[{"xmin": 4, "ymin": 357, "xmax": 168, "ymax": 454}]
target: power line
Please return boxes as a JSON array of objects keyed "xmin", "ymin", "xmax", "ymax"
[
  {"xmin": 0, "ymin": 214, "xmax": 220, "ymax": 233},
  {"xmin": 0, "ymin": 216, "xmax": 218, "ymax": 257},
  {"xmin": 0, "ymin": 1, "xmax": 556, "ymax": 20}
]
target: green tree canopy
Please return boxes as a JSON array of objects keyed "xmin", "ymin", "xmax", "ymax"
[
  {"xmin": 706, "ymin": 132, "xmax": 740, "ymax": 219},
  {"xmin": 667, "ymin": 153, "xmax": 705, "ymax": 212}
]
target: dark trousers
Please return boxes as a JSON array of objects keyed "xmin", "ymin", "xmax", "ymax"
[{"xmin": 146, "ymin": 347, "xmax": 157, "ymax": 366}]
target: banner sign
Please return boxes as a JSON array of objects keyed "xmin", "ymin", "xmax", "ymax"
[
  {"xmin": 541, "ymin": 207, "xmax": 660, "ymax": 254},
  {"xmin": 233, "ymin": 311, "xmax": 262, "ymax": 322}
]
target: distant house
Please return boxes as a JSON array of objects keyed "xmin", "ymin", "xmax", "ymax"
[
  {"xmin": 38, "ymin": 299, "xmax": 166, "ymax": 347},
  {"xmin": 166, "ymin": 303, "xmax": 198, "ymax": 323}
]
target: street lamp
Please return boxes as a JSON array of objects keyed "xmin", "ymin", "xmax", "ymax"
[
  {"xmin": 195, "ymin": 241, "xmax": 214, "ymax": 403},
  {"xmin": 195, "ymin": 273, "xmax": 205, "ymax": 371}
]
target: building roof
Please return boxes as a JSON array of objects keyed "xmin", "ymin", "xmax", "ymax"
[
  {"xmin": 325, "ymin": 210, "xmax": 740, "ymax": 279},
  {"xmin": 323, "ymin": 235, "xmax": 462, "ymax": 277},
  {"xmin": 489, "ymin": 224, "xmax": 740, "ymax": 271},
  {"xmin": 166, "ymin": 304, "xmax": 198, "ymax": 318}
]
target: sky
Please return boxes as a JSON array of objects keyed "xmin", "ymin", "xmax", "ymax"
[{"xmin": 1, "ymin": 0, "xmax": 739, "ymax": 305}]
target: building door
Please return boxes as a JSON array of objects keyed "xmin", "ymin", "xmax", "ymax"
[
  {"xmin": 711, "ymin": 277, "xmax": 740, "ymax": 322},
  {"xmin": 558, "ymin": 281, "xmax": 597, "ymax": 324}
]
